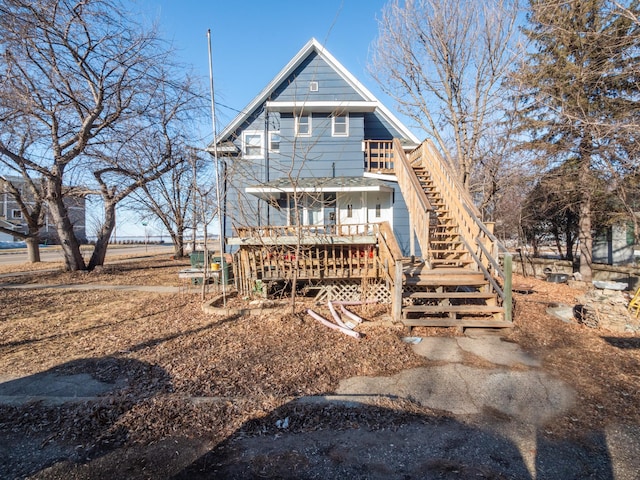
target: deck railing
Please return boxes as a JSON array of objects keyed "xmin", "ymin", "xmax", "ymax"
[
  {"xmin": 375, "ymin": 221, "xmax": 404, "ymax": 321},
  {"xmin": 364, "ymin": 140, "xmax": 395, "ymax": 174},
  {"xmin": 392, "ymin": 139, "xmax": 433, "ymax": 265},
  {"xmin": 235, "ymin": 223, "xmax": 377, "ymax": 240},
  {"xmin": 233, "ymin": 223, "xmax": 385, "ymax": 295}
]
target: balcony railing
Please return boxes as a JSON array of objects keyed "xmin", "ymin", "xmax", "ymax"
[{"xmin": 364, "ymin": 140, "xmax": 395, "ymax": 174}]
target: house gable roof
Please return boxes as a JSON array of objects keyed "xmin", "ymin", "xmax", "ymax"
[{"xmin": 214, "ymin": 38, "xmax": 419, "ymax": 147}]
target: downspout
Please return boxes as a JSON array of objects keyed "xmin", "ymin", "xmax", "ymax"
[{"xmin": 265, "ymin": 105, "xmax": 270, "ymax": 224}]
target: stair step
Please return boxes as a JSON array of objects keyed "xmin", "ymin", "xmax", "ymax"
[
  {"xmin": 404, "ymin": 292, "xmax": 495, "ymax": 299},
  {"xmin": 403, "ymin": 305, "xmax": 504, "ymax": 314},
  {"xmin": 402, "ymin": 318, "xmax": 513, "ymax": 328},
  {"xmin": 405, "ymin": 276, "xmax": 486, "ymax": 287}
]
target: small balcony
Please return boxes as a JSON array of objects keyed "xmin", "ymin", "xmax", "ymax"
[{"xmin": 364, "ymin": 140, "xmax": 395, "ymax": 174}]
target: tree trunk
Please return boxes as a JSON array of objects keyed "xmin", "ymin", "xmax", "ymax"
[
  {"xmin": 25, "ymin": 236, "xmax": 41, "ymax": 263},
  {"xmin": 88, "ymin": 199, "xmax": 116, "ymax": 271},
  {"xmin": 46, "ymin": 179, "xmax": 86, "ymax": 271},
  {"xmin": 578, "ymin": 198, "xmax": 593, "ymax": 281},
  {"xmin": 578, "ymin": 155, "xmax": 593, "ymax": 282},
  {"xmin": 172, "ymin": 231, "xmax": 185, "ymax": 258}
]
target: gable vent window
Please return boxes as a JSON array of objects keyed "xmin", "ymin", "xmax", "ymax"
[{"xmin": 309, "ymin": 81, "xmax": 318, "ymax": 92}]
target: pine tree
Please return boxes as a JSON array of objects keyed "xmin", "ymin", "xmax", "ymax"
[{"xmin": 513, "ymin": 0, "xmax": 640, "ymax": 280}]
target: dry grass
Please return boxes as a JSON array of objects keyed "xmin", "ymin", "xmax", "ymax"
[
  {"xmin": 0, "ymin": 256, "xmax": 426, "ymax": 451},
  {"xmin": 0, "ymin": 260, "xmax": 639, "ymax": 456}
]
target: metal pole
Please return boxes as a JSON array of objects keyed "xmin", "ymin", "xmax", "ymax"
[{"xmin": 208, "ymin": 29, "xmax": 226, "ymax": 306}]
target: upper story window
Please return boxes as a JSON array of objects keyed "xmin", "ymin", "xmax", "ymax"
[
  {"xmin": 332, "ymin": 114, "xmax": 348, "ymax": 137},
  {"xmin": 12, "ymin": 209, "xmax": 22, "ymax": 219},
  {"xmin": 309, "ymin": 81, "xmax": 318, "ymax": 92},
  {"xmin": 243, "ymin": 131, "xmax": 264, "ymax": 158},
  {"xmin": 296, "ymin": 113, "xmax": 311, "ymax": 137},
  {"xmin": 269, "ymin": 132, "xmax": 280, "ymax": 153}
]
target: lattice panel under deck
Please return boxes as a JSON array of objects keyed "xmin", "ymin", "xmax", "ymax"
[{"xmin": 313, "ymin": 280, "xmax": 391, "ymax": 304}]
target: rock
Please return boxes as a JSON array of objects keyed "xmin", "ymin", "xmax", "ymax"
[{"xmin": 575, "ymin": 288, "xmax": 638, "ymax": 332}]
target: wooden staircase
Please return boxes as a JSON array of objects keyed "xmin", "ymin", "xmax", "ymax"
[{"xmin": 388, "ymin": 139, "xmax": 513, "ymax": 329}]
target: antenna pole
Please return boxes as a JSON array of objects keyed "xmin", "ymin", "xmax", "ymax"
[{"xmin": 208, "ymin": 29, "xmax": 226, "ymax": 306}]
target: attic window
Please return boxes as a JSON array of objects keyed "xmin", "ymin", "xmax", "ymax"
[{"xmin": 309, "ymin": 81, "xmax": 318, "ymax": 92}]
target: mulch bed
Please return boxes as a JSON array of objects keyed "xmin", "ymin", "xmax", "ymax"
[{"xmin": 0, "ymin": 258, "xmax": 639, "ymax": 463}]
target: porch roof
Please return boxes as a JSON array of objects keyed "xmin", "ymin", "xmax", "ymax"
[{"xmin": 245, "ymin": 176, "xmax": 393, "ymax": 202}]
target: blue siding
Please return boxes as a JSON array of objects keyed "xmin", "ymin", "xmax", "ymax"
[
  {"xmin": 271, "ymin": 112, "xmax": 364, "ymax": 179},
  {"xmin": 272, "ymin": 52, "xmax": 364, "ymax": 102},
  {"xmin": 364, "ymin": 112, "xmax": 405, "ymax": 140},
  {"xmin": 220, "ymin": 44, "xmax": 418, "ymax": 252}
]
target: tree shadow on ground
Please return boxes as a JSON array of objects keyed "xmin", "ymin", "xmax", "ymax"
[
  {"xmin": 170, "ymin": 399, "xmax": 615, "ymax": 480},
  {"xmin": 0, "ymin": 356, "xmax": 172, "ymax": 479},
  {"xmin": 601, "ymin": 336, "xmax": 640, "ymax": 349}
]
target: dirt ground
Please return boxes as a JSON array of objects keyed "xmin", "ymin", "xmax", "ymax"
[{"xmin": 0, "ymin": 255, "xmax": 639, "ymax": 479}]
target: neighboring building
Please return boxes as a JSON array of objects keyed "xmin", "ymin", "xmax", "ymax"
[
  {"xmin": 593, "ymin": 222, "xmax": 635, "ymax": 265},
  {"xmin": 0, "ymin": 176, "xmax": 87, "ymax": 244},
  {"xmin": 211, "ymin": 38, "xmax": 420, "ymax": 253}
]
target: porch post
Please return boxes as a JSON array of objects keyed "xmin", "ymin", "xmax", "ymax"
[{"xmin": 392, "ymin": 260, "xmax": 403, "ymax": 322}]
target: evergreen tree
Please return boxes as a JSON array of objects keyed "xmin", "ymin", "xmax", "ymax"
[{"xmin": 513, "ymin": 0, "xmax": 640, "ymax": 280}]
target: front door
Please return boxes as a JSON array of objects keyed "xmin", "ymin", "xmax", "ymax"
[{"xmin": 338, "ymin": 192, "xmax": 365, "ymax": 233}]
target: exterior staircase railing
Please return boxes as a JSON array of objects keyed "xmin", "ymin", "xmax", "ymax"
[
  {"xmin": 391, "ymin": 139, "xmax": 434, "ymax": 266},
  {"xmin": 376, "ymin": 221, "xmax": 404, "ymax": 321},
  {"xmin": 396, "ymin": 139, "xmax": 513, "ymax": 322}
]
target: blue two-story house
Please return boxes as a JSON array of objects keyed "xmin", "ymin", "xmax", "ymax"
[
  {"xmin": 212, "ymin": 38, "xmax": 419, "ymax": 252},
  {"xmin": 210, "ymin": 38, "xmax": 511, "ymax": 328}
]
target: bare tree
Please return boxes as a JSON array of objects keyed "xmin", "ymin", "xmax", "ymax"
[
  {"xmin": 132, "ymin": 154, "xmax": 194, "ymax": 258},
  {"xmin": 370, "ymin": 0, "xmax": 521, "ymax": 192},
  {"xmin": 0, "ymin": 0, "xmax": 195, "ymax": 271}
]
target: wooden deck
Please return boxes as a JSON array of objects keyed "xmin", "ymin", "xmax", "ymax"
[{"xmin": 231, "ymin": 224, "xmax": 394, "ymax": 297}]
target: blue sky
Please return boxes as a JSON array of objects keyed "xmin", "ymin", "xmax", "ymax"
[{"xmin": 137, "ymin": 0, "xmax": 407, "ymax": 142}]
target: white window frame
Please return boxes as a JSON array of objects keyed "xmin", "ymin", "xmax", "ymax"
[
  {"xmin": 309, "ymin": 81, "xmax": 318, "ymax": 92},
  {"xmin": 332, "ymin": 113, "xmax": 349, "ymax": 137},
  {"xmin": 295, "ymin": 113, "xmax": 312, "ymax": 137},
  {"xmin": 242, "ymin": 131, "xmax": 264, "ymax": 158},
  {"xmin": 269, "ymin": 131, "xmax": 280, "ymax": 153},
  {"xmin": 11, "ymin": 209, "xmax": 22, "ymax": 219}
]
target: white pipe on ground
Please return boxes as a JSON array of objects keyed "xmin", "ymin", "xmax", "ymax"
[
  {"xmin": 328, "ymin": 300, "xmax": 350, "ymax": 329},
  {"xmin": 307, "ymin": 309, "xmax": 361, "ymax": 339},
  {"xmin": 339, "ymin": 304, "xmax": 364, "ymax": 325}
]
